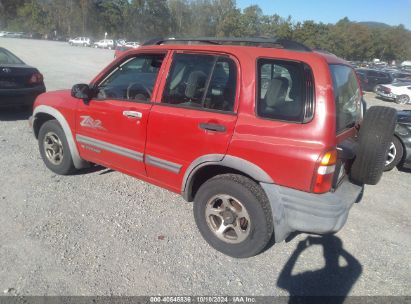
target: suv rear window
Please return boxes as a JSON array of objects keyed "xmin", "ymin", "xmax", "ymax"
[
  {"xmin": 256, "ymin": 59, "xmax": 313, "ymax": 122},
  {"xmin": 329, "ymin": 65, "xmax": 361, "ymax": 133}
]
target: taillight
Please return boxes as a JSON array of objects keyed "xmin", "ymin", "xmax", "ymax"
[
  {"xmin": 28, "ymin": 72, "xmax": 43, "ymax": 84},
  {"xmin": 312, "ymin": 150, "xmax": 337, "ymax": 193}
]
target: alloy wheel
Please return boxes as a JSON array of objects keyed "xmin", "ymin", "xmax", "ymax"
[
  {"xmin": 43, "ymin": 131, "xmax": 64, "ymax": 165},
  {"xmin": 205, "ymin": 194, "xmax": 251, "ymax": 244},
  {"xmin": 386, "ymin": 141, "xmax": 397, "ymax": 166}
]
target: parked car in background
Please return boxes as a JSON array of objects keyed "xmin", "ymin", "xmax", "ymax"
[
  {"xmin": 401, "ymin": 61, "xmax": 411, "ymax": 69},
  {"xmin": 0, "ymin": 31, "xmax": 9, "ymax": 37},
  {"xmin": 385, "ymin": 110, "xmax": 411, "ymax": 171},
  {"xmin": 3, "ymin": 32, "xmax": 24, "ymax": 38},
  {"xmin": 114, "ymin": 45, "xmax": 132, "ymax": 58},
  {"xmin": 0, "ymin": 47, "xmax": 46, "ymax": 108},
  {"xmin": 116, "ymin": 39, "xmax": 126, "ymax": 46},
  {"xmin": 125, "ymin": 41, "xmax": 140, "ymax": 48},
  {"xmin": 375, "ymin": 82, "xmax": 411, "ymax": 104},
  {"xmin": 68, "ymin": 37, "xmax": 91, "ymax": 47},
  {"xmin": 93, "ymin": 39, "xmax": 114, "ymax": 49},
  {"xmin": 390, "ymin": 71, "xmax": 411, "ymax": 82},
  {"xmin": 356, "ymin": 68, "xmax": 393, "ymax": 92},
  {"xmin": 24, "ymin": 32, "xmax": 42, "ymax": 39}
]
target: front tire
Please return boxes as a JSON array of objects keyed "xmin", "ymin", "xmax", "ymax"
[
  {"xmin": 193, "ymin": 174, "xmax": 273, "ymax": 258},
  {"xmin": 395, "ymin": 95, "xmax": 410, "ymax": 105},
  {"xmin": 38, "ymin": 120, "xmax": 76, "ymax": 175},
  {"xmin": 373, "ymin": 85, "xmax": 380, "ymax": 93},
  {"xmin": 384, "ymin": 136, "xmax": 404, "ymax": 171}
]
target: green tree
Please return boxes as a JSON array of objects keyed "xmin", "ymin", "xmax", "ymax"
[
  {"xmin": 240, "ymin": 5, "xmax": 262, "ymax": 36},
  {"xmin": 292, "ymin": 21, "xmax": 331, "ymax": 49}
]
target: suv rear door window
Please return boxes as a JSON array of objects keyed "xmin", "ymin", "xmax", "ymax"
[
  {"xmin": 257, "ymin": 59, "xmax": 312, "ymax": 122},
  {"xmin": 329, "ymin": 65, "xmax": 361, "ymax": 133},
  {"xmin": 162, "ymin": 53, "xmax": 237, "ymax": 112}
]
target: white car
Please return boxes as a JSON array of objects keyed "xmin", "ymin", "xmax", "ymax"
[
  {"xmin": 69, "ymin": 37, "xmax": 91, "ymax": 47},
  {"xmin": 376, "ymin": 82, "xmax": 411, "ymax": 104},
  {"xmin": 93, "ymin": 39, "xmax": 114, "ymax": 49},
  {"xmin": 0, "ymin": 31, "xmax": 10, "ymax": 37},
  {"xmin": 124, "ymin": 41, "xmax": 140, "ymax": 48}
]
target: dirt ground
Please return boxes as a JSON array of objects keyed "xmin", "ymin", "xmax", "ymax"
[{"xmin": 0, "ymin": 38, "xmax": 410, "ymax": 297}]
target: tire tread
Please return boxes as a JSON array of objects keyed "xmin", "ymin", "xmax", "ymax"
[{"xmin": 351, "ymin": 106, "xmax": 397, "ymax": 184}]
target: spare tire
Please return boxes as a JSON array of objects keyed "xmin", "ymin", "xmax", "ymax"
[{"xmin": 350, "ymin": 106, "xmax": 397, "ymax": 185}]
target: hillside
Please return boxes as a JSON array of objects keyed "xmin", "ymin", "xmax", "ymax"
[{"xmin": 358, "ymin": 21, "xmax": 392, "ymax": 29}]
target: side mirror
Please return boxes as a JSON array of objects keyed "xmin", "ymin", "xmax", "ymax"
[{"xmin": 71, "ymin": 84, "xmax": 93, "ymax": 102}]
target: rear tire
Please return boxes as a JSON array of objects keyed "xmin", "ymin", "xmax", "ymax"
[
  {"xmin": 384, "ymin": 136, "xmax": 403, "ymax": 171},
  {"xmin": 38, "ymin": 120, "xmax": 76, "ymax": 175},
  {"xmin": 193, "ymin": 174, "xmax": 273, "ymax": 258},
  {"xmin": 350, "ymin": 106, "xmax": 397, "ymax": 185}
]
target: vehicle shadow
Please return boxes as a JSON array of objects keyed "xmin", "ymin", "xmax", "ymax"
[
  {"xmin": 276, "ymin": 235, "xmax": 362, "ymax": 303},
  {"xmin": 71, "ymin": 164, "xmax": 107, "ymax": 175},
  {"xmin": 0, "ymin": 107, "xmax": 32, "ymax": 121}
]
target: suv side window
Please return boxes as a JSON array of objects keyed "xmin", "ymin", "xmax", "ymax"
[
  {"xmin": 329, "ymin": 65, "xmax": 361, "ymax": 133},
  {"xmin": 257, "ymin": 59, "xmax": 311, "ymax": 122},
  {"xmin": 97, "ymin": 54, "xmax": 165, "ymax": 101},
  {"xmin": 162, "ymin": 53, "xmax": 237, "ymax": 112}
]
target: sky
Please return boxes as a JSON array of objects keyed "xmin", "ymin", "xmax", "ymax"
[{"xmin": 237, "ymin": 0, "xmax": 411, "ymax": 30}]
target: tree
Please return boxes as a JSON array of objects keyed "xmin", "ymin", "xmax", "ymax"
[
  {"xmin": 17, "ymin": 0, "xmax": 50, "ymax": 33},
  {"xmin": 95, "ymin": 0, "xmax": 129, "ymax": 38},
  {"xmin": 1, "ymin": 1, "xmax": 410, "ymax": 62},
  {"xmin": 240, "ymin": 5, "xmax": 262, "ymax": 37},
  {"xmin": 292, "ymin": 21, "xmax": 331, "ymax": 50}
]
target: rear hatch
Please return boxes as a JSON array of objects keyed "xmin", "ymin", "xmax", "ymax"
[{"xmin": 329, "ymin": 64, "xmax": 362, "ymax": 190}]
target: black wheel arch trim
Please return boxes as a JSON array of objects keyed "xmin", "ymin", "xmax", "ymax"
[
  {"xmin": 33, "ymin": 105, "xmax": 89, "ymax": 169},
  {"xmin": 181, "ymin": 154, "xmax": 274, "ymax": 201}
]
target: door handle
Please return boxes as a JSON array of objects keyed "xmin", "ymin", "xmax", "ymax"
[
  {"xmin": 199, "ymin": 123, "xmax": 226, "ymax": 133},
  {"xmin": 123, "ymin": 111, "xmax": 142, "ymax": 119}
]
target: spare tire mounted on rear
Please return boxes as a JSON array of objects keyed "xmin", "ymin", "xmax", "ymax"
[{"xmin": 350, "ymin": 106, "xmax": 397, "ymax": 185}]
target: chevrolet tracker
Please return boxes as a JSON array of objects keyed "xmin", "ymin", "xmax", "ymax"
[{"xmin": 30, "ymin": 37, "xmax": 397, "ymax": 258}]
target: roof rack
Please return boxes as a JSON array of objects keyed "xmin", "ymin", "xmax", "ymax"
[{"xmin": 142, "ymin": 37, "xmax": 312, "ymax": 52}]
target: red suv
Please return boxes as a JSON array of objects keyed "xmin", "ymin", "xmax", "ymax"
[{"xmin": 30, "ymin": 38, "xmax": 396, "ymax": 258}]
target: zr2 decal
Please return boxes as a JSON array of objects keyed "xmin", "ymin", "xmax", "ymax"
[{"xmin": 80, "ymin": 116, "xmax": 106, "ymax": 130}]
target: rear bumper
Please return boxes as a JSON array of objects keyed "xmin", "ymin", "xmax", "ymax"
[
  {"xmin": 261, "ymin": 179, "xmax": 364, "ymax": 242},
  {"xmin": 0, "ymin": 85, "xmax": 45, "ymax": 107}
]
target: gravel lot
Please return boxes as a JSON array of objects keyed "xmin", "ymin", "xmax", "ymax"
[{"xmin": 0, "ymin": 38, "xmax": 410, "ymax": 297}]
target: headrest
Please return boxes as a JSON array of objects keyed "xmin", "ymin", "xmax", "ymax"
[
  {"xmin": 185, "ymin": 70, "xmax": 207, "ymax": 99},
  {"xmin": 265, "ymin": 77, "xmax": 289, "ymax": 107}
]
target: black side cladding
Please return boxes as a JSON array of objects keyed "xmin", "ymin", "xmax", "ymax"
[{"xmin": 350, "ymin": 106, "xmax": 397, "ymax": 185}]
